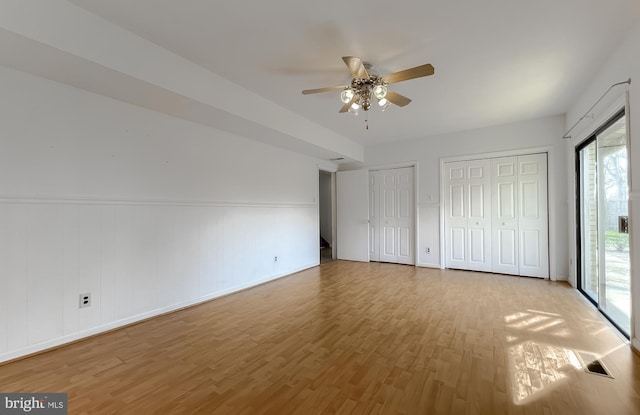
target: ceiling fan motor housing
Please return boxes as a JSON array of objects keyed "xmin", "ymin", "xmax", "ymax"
[{"xmin": 351, "ymin": 75, "xmax": 386, "ymax": 111}]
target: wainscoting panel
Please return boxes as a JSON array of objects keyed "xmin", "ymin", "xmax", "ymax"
[{"xmin": 0, "ymin": 198, "xmax": 318, "ymax": 362}]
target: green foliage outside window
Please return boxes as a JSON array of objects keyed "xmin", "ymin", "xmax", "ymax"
[{"xmin": 605, "ymin": 230, "xmax": 629, "ymax": 252}]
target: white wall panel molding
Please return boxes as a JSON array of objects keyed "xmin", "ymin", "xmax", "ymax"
[
  {"xmin": 0, "ymin": 262, "xmax": 315, "ymax": 364},
  {"xmin": 0, "ymin": 195, "xmax": 316, "ymax": 209},
  {"xmin": 0, "ymin": 200, "xmax": 319, "ymax": 362}
]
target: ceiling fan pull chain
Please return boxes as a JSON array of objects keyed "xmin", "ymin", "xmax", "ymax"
[{"xmin": 365, "ymin": 113, "xmax": 369, "ymax": 130}]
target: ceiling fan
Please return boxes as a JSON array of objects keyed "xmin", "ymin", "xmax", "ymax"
[{"xmin": 302, "ymin": 56, "xmax": 435, "ymax": 115}]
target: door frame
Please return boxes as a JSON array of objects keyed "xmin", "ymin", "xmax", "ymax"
[
  {"xmin": 439, "ymin": 146, "xmax": 557, "ymax": 280},
  {"xmin": 318, "ymin": 166, "xmax": 337, "ymax": 263},
  {"xmin": 566, "ymin": 91, "xmax": 636, "ymax": 345}
]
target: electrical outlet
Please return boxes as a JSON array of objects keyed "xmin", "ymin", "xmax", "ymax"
[
  {"xmin": 274, "ymin": 256, "xmax": 278, "ymax": 262},
  {"xmin": 426, "ymin": 247, "xmax": 431, "ymax": 254},
  {"xmin": 79, "ymin": 293, "xmax": 91, "ymax": 308}
]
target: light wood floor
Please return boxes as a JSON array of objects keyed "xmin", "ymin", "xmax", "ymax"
[{"xmin": 2, "ymin": 261, "xmax": 639, "ymax": 414}]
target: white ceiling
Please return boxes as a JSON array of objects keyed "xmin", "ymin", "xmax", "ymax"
[{"xmin": 44, "ymin": 1, "xmax": 640, "ymax": 148}]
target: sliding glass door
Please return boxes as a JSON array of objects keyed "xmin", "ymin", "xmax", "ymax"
[{"xmin": 576, "ymin": 110, "xmax": 630, "ymax": 337}]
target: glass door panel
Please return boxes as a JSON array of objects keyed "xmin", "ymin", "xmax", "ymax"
[
  {"xmin": 598, "ymin": 115, "xmax": 630, "ymax": 335},
  {"xmin": 577, "ymin": 111, "xmax": 630, "ymax": 337},
  {"xmin": 579, "ymin": 141, "xmax": 599, "ymax": 302}
]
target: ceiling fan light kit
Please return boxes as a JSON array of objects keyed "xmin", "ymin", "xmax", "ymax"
[
  {"xmin": 302, "ymin": 56, "xmax": 434, "ymax": 117},
  {"xmin": 340, "ymin": 88, "xmax": 355, "ymax": 104}
]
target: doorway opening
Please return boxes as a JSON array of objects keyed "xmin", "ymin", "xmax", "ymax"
[
  {"xmin": 576, "ymin": 109, "xmax": 630, "ymax": 337},
  {"xmin": 319, "ymin": 170, "xmax": 335, "ymax": 264}
]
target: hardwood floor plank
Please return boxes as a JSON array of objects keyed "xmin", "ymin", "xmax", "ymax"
[{"xmin": 1, "ymin": 261, "xmax": 639, "ymax": 414}]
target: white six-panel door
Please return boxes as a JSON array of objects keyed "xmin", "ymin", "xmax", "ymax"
[
  {"xmin": 444, "ymin": 153, "xmax": 548, "ymax": 278},
  {"xmin": 517, "ymin": 154, "xmax": 549, "ymax": 277},
  {"xmin": 467, "ymin": 159, "xmax": 492, "ymax": 272},
  {"xmin": 491, "ymin": 157, "xmax": 519, "ymax": 275},
  {"xmin": 444, "ymin": 161, "xmax": 468, "ymax": 269},
  {"xmin": 369, "ymin": 173, "xmax": 380, "ymax": 262},
  {"xmin": 444, "ymin": 160, "xmax": 491, "ymax": 271},
  {"xmin": 370, "ymin": 167, "xmax": 415, "ymax": 265},
  {"xmin": 395, "ymin": 168, "xmax": 415, "ymax": 265},
  {"xmin": 380, "ymin": 169, "xmax": 398, "ymax": 263}
]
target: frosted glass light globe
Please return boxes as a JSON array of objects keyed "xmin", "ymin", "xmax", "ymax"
[
  {"xmin": 340, "ymin": 88, "xmax": 355, "ymax": 104},
  {"xmin": 373, "ymin": 85, "xmax": 387, "ymax": 99}
]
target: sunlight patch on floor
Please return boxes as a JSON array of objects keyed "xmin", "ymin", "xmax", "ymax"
[
  {"xmin": 525, "ymin": 309, "xmax": 561, "ymax": 317},
  {"xmin": 504, "ymin": 310, "xmax": 570, "ymax": 337},
  {"xmin": 529, "ymin": 318, "xmax": 564, "ymax": 332},
  {"xmin": 508, "ymin": 340, "xmax": 583, "ymax": 404},
  {"xmin": 504, "ymin": 311, "xmax": 530, "ymax": 323}
]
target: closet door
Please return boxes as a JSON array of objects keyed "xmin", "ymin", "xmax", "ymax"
[
  {"xmin": 379, "ymin": 169, "xmax": 398, "ymax": 262},
  {"xmin": 466, "ymin": 159, "xmax": 492, "ymax": 271},
  {"xmin": 491, "ymin": 157, "xmax": 519, "ymax": 275},
  {"xmin": 444, "ymin": 154, "xmax": 549, "ymax": 277},
  {"xmin": 395, "ymin": 167, "xmax": 415, "ymax": 265},
  {"xmin": 369, "ymin": 172, "xmax": 380, "ymax": 262},
  {"xmin": 444, "ymin": 161, "xmax": 491, "ymax": 271},
  {"xmin": 444, "ymin": 161, "xmax": 468, "ymax": 269},
  {"xmin": 517, "ymin": 153, "xmax": 548, "ymax": 278}
]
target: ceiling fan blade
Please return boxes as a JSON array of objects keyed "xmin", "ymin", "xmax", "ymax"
[
  {"xmin": 342, "ymin": 56, "xmax": 369, "ymax": 79},
  {"xmin": 383, "ymin": 63, "xmax": 434, "ymax": 84},
  {"xmin": 302, "ymin": 85, "xmax": 346, "ymax": 95},
  {"xmin": 385, "ymin": 90, "xmax": 412, "ymax": 107},
  {"xmin": 339, "ymin": 93, "xmax": 359, "ymax": 113}
]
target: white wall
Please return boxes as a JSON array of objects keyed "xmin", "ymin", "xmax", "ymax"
[
  {"xmin": 0, "ymin": 66, "xmax": 322, "ymax": 362},
  {"xmin": 364, "ymin": 115, "xmax": 567, "ymax": 278},
  {"xmin": 0, "ymin": 0, "xmax": 364, "ymax": 163},
  {"xmin": 564, "ymin": 20, "xmax": 640, "ymax": 350}
]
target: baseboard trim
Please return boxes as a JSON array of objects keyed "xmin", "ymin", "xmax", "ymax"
[{"xmin": 417, "ymin": 262, "xmax": 442, "ymax": 269}]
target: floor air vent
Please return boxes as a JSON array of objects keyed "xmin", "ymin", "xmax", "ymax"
[{"xmin": 579, "ymin": 352, "xmax": 614, "ymax": 378}]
